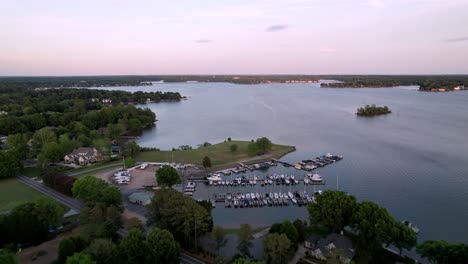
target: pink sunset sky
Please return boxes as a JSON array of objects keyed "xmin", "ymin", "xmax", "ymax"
[{"xmin": 1, "ymin": 0, "xmax": 468, "ymax": 75}]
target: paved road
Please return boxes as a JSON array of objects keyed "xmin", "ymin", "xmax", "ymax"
[
  {"xmin": 17, "ymin": 175, "xmax": 205, "ymax": 264},
  {"xmin": 17, "ymin": 175, "xmax": 84, "ymax": 210}
]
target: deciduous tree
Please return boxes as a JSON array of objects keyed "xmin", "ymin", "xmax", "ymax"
[
  {"xmin": 156, "ymin": 165, "xmax": 180, "ymax": 187},
  {"xmin": 146, "ymin": 227, "xmax": 180, "ymax": 264},
  {"xmin": 263, "ymin": 233, "xmax": 292, "ymax": 264}
]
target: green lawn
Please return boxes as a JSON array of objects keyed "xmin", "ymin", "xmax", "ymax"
[
  {"xmin": 0, "ymin": 178, "xmax": 43, "ymax": 213},
  {"xmin": 136, "ymin": 140, "xmax": 296, "ymax": 170}
]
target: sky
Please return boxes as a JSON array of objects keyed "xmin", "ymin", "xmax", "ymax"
[{"xmin": 1, "ymin": 0, "xmax": 468, "ymax": 75}]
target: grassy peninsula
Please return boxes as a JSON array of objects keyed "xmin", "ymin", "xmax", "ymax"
[
  {"xmin": 136, "ymin": 140, "xmax": 296, "ymax": 170},
  {"xmin": 357, "ymin": 104, "xmax": 392, "ymax": 117}
]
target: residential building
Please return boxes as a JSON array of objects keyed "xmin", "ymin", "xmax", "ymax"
[
  {"xmin": 304, "ymin": 233, "xmax": 355, "ymax": 264},
  {"xmin": 64, "ymin": 147, "xmax": 102, "ymax": 166}
]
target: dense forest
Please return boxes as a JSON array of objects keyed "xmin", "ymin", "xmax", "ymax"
[
  {"xmin": 357, "ymin": 105, "xmax": 392, "ymax": 117},
  {"xmin": 320, "ymin": 75, "xmax": 468, "ymax": 90},
  {"xmin": 0, "ymin": 87, "xmax": 183, "ymax": 166}
]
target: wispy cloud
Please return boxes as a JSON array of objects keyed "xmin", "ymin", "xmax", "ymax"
[
  {"xmin": 368, "ymin": 0, "xmax": 386, "ymax": 9},
  {"xmin": 195, "ymin": 39, "xmax": 212, "ymax": 44},
  {"xmin": 447, "ymin": 36, "xmax": 468, "ymax": 42},
  {"xmin": 319, "ymin": 47, "xmax": 337, "ymax": 53},
  {"xmin": 266, "ymin": 25, "xmax": 289, "ymax": 32}
]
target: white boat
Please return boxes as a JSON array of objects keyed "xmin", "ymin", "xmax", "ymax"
[
  {"xmin": 207, "ymin": 175, "xmax": 222, "ymax": 181},
  {"xmin": 246, "ymin": 193, "xmax": 251, "ymax": 199},
  {"xmin": 310, "ymin": 174, "xmax": 323, "ymax": 182},
  {"xmin": 268, "ymin": 179, "xmax": 273, "ymax": 185},
  {"xmin": 269, "ymin": 192, "xmax": 274, "ymax": 198},
  {"xmin": 292, "ymin": 198, "xmax": 297, "ymax": 204},
  {"xmin": 274, "ymin": 193, "xmax": 279, "ymax": 199},
  {"xmin": 187, "ymin": 181, "xmax": 196, "ymax": 188},
  {"xmin": 403, "ymin": 221, "xmax": 420, "ymax": 234},
  {"xmin": 251, "ymin": 193, "xmax": 256, "ymax": 199},
  {"xmin": 256, "ymin": 193, "xmax": 260, "ymax": 199},
  {"xmin": 285, "ymin": 179, "xmax": 290, "ymax": 185},
  {"xmin": 279, "ymin": 193, "xmax": 283, "ymax": 198},
  {"xmin": 288, "ymin": 192, "xmax": 294, "ymax": 199},
  {"xmin": 304, "ymin": 178, "xmax": 310, "ymax": 184}
]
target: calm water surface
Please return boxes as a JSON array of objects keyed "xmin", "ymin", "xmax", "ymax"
[{"xmin": 94, "ymin": 82, "xmax": 468, "ymax": 243}]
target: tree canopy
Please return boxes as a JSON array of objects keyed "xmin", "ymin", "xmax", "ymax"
[
  {"xmin": 307, "ymin": 190, "xmax": 357, "ymax": 232},
  {"xmin": 147, "ymin": 188, "xmax": 212, "ymax": 249},
  {"xmin": 156, "ymin": 165, "xmax": 181, "ymax": 187},
  {"xmin": 237, "ymin": 224, "xmax": 254, "ymax": 259},
  {"xmin": 202, "ymin": 156, "xmax": 212, "ymax": 170},
  {"xmin": 263, "ymin": 233, "xmax": 292, "ymax": 264},
  {"xmin": 146, "ymin": 227, "xmax": 180, "ymax": 264},
  {"xmin": 417, "ymin": 240, "xmax": 468, "ymax": 264},
  {"xmin": 0, "ymin": 149, "xmax": 22, "ymax": 179}
]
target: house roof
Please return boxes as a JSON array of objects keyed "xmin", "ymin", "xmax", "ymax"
[
  {"xmin": 306, "ymin": 233, "xmax": 355, "ymax": 260},
  {"xmin": 69, "ymin": 147, "xmax": 97, "ymax": 157}
]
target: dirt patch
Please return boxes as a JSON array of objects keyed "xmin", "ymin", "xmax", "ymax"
[
  {"xmin": 17, "ymin": 228, "xmax": 80, "ymax": 264},
  {"xmin": 93, "ymin": 165, "xmax": 158, "ymax": 190}
]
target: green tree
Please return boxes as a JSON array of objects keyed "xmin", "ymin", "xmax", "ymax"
[
  {"xmin": 93, "ymin": 138, "xmax": 111, "ymax": 156},
  {"xmin": 34, "ymin": 195, "xmax": 65, "ymax": 227},
  {"xmin": 263, "ymin": 233, "xmax": 292, "ymax": 264},
  {"xmin": 7, "ymin": 133, "xmax": 29, "ymax": 159},
  {"xmin": 57, "ymin": 236, "xmax": 88, "ymax": 264},
  {"xmin": 146, "ymin": 188, "xmax": 212, "ymax": 249},
  {"xmin": 124, "ymin": 157, "xmax": 136, "ymax": 168},
  {"xmin": 85, "ymin": 239, "xmax": 117, "ymax": 264},
  {"xmin": 293, "ymin": 219, "xmax": 306, "ymax": 242},
  {"xmin": 230, "ymin": 144, "xmax": 238, "ymax": 152},
  {"xmin": 255, "ymin": 137, "xmax": 272, "ymax": 155},
  {"xmin": 123, "ymin": 141, "xmax": 140, "ymax": 157},
  {"xmin": 202, "ymin": 156, "xmax": 212, "ymax": 170},
  {"xmin": 390, "ymin": 222, "xmax": 417, "ymax": 255},
  {"xmin": 231, "ymin": 258, "xmax": 263, "ymax": 264},
  {"xmin": 416, "ymin": 240, "xmax": 468, "ymax": 264},
  {"xmin": 119, "ymin": 229, "xmax": 147, "ymax": 264},
  {"xmin": 146, "ymin": 227, "xmax": 180, "ymax": 264},
  {"xmin": 32, "ymin": 127, "xmax": 56, "ymax": 153},
  {"xmin": 38, "ymin": 141, "xmax": 63, "ymax": 163},
  {"xmin": 237, "ymin": 224, "xmax": 254, "ymax": 259},
  {"xmin": 307, "ymin": 190, "xmax": 357, "ymax": 232},
  {"xmin": 66, "ymin": 252, "xmax": 95, "ymax": 264},
  {"xmin": 100, "ymin": 185, "xmax": 123, "ymax": 208},
  {"xmin": 0, "ymin": 150, "xmax": 22, "ymax": 179},
  {"xmin": 351, "ymin": 201, "xmax": 395, "ymax": 252},
  {"xmin": 72, "ymin": 175, "xmax": 108, "ymax": 203},
  {"xmin": 0, "ymin": 249, "xmax": 16, "ymax": 264},
  {"xmin": 212, "ymin": 225, "xmax": 227, "ymax": 254},
  {"xmin": 156, "ymin": 165, "xmax": 181, "ymax": 187}
]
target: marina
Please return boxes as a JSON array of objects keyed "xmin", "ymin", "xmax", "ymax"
[{"xmin": 215, "ymin": 190, "xmax": 321, "ymax": 208}]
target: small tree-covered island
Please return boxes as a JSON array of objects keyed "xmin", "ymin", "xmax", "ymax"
[{"xmin": 356, "ymin": 104, "xmax": 392, "ymax": 117}]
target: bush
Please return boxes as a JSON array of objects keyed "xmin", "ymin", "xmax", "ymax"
[{"xmin": 230, "ymin": 144, "xmax": 238, "ymax": 152}]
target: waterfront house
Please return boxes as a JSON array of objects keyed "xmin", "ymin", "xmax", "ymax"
[
  {"xmin": 64, "ymin": 147, "xmax": 102, "ymax": 166},
  {"xmin": 304, "ymin": 233, "xmax": 355, "ymax": 264}
]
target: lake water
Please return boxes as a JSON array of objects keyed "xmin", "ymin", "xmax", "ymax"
[{"xmin": 93, "ymin": 82, "xmax": 468, "ymax": 243}]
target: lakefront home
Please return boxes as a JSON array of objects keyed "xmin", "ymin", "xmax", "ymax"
[
  {"xmin": 304, "ymin": 233, "xmax": 355, "ymax": 264},
  {"xmin": 64, "ymin": 147, "xmax": 102, "ymax": 166}
]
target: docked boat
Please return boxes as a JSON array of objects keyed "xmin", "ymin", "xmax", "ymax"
[
  {"xmin": 291, "ymin": 198, "xmax": 297, "ymax": 204},
  {"xmin": 246, "ymin": 193, "xmax": 251, "ymax": 199},
  {"xmin": 207, "ymin": 174, "xmax": 222, "ymax": 182},
  {"xmin": 309, "ymin": 173, "xmax": 323, "ymax": 182},
  {"xmin": 403, "ymin": 220, "xmax": 420, "ymax": 234},
  {"xmin": 274, "ymin": 192, "xmax": 279, "ymax": 199},
  {"xmin": 288, "ymin": 192, "xmax": 294, "ymax": 199},
  {"xmin": 304, "ymin": 177, "xmax": 310, "ymax": 184}
]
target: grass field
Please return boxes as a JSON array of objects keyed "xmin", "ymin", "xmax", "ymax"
[
  {"xmin": 0, "ymin": 178, "xmax": 43, "ymax": 213},
  {"xmin": 136, "ymin": 140, "xmax": 296, "ymax": 171}
]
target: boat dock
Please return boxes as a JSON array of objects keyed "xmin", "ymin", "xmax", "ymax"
[{"xmin": 218, "ymin": 191, "xmax": 322, "ymax": 208}]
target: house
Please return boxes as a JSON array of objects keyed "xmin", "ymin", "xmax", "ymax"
[
  {"xmin": 0, "ymin": 135, "xmax": 7, "ymax": 144},
  {"xmin": 64, "ymin": 147, "xmax": 102, "ymax": 166},
  {"xmin": 304, "ymin": 233, "xmax": 355, "ymax": 264},
  {"xmin": 0, "ymin": 110, "xmax": 7, "ymax": 116}
]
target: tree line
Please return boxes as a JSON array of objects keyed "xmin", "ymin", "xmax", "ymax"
[{"xmin": 319, "ymin": 75, "xmax": 468, "ymax": 90}]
